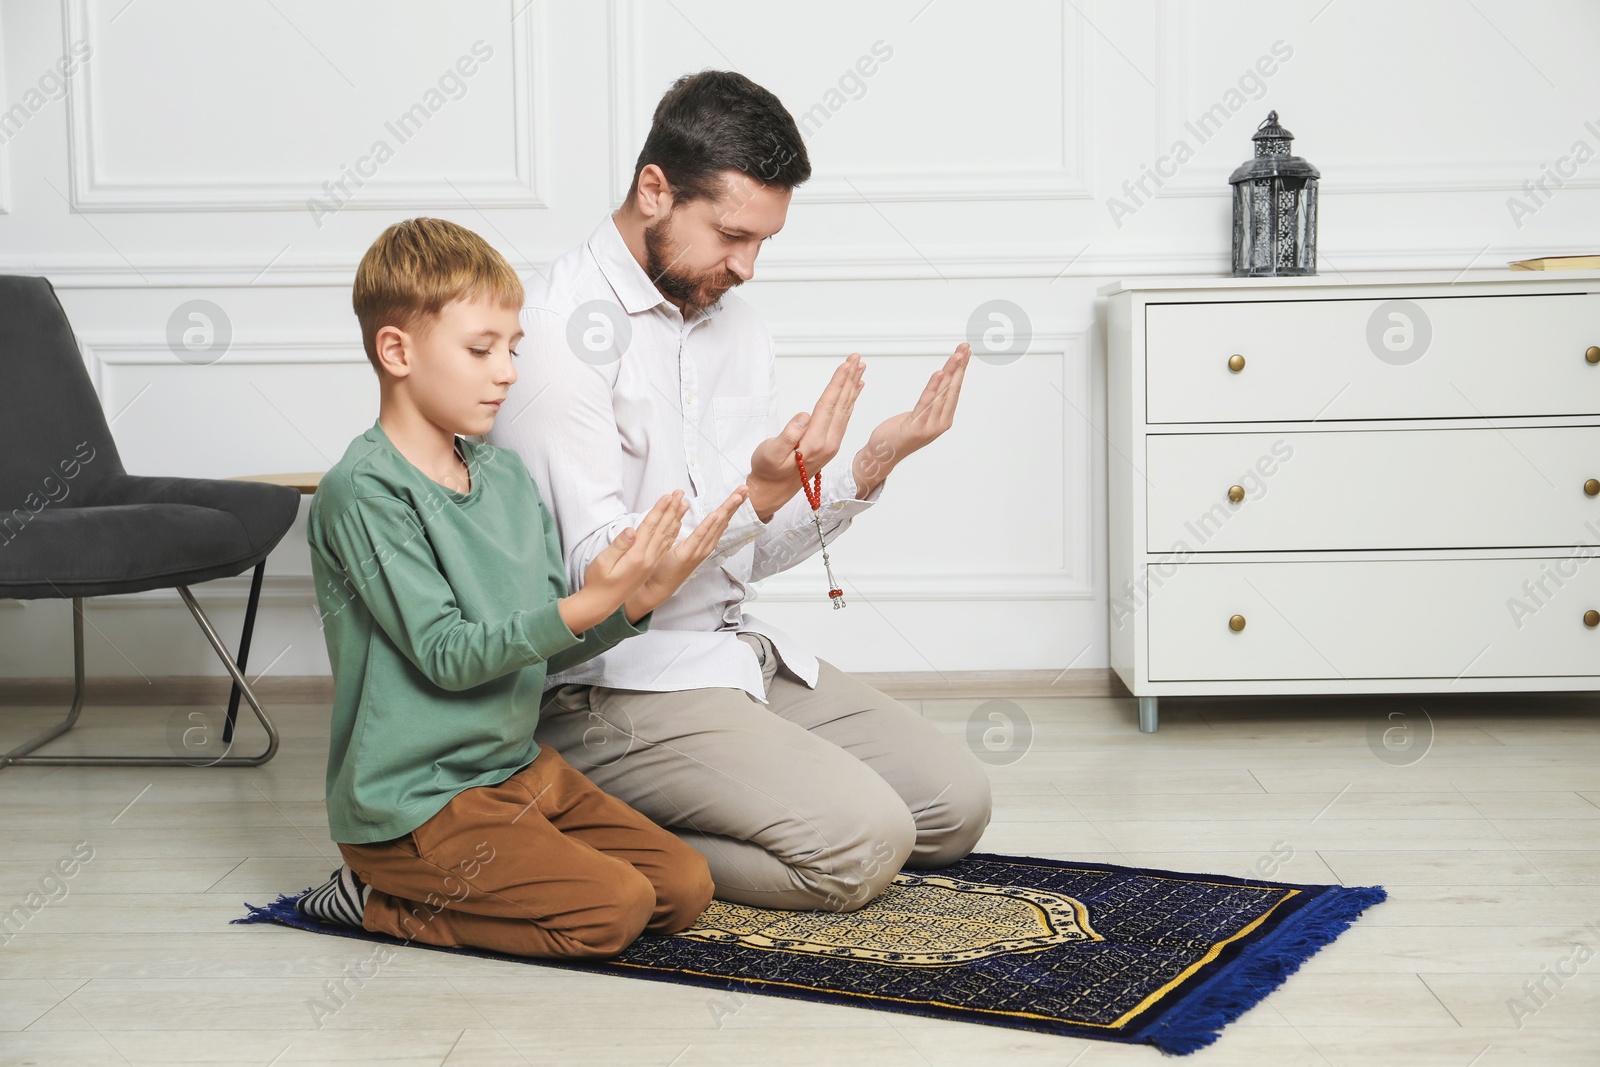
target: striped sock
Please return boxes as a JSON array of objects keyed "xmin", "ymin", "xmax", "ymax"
[{"xmin": 295, "ymin": 865, "xmax": 369, "ymax": 928}]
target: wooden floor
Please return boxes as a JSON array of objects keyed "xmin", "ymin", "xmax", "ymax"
[{"xmin": 2, "ymin": 691, "xmax": 1597, "ymax": 1066}]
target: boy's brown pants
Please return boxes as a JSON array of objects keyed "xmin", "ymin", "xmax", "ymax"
[{"xmin": 337, "ymin": 745, "xmax": 713, "ymax": 958}]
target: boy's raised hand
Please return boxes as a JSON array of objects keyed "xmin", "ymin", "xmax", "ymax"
[
  {"xmin": 565, "ymin": 490, "xmax": 688, "ymax": 633},
  {"xmin": 625, "ymin": 485, "xmax": 751, "ymax": 622}
]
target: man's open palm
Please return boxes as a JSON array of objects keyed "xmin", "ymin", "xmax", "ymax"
[
  {"xmin": 749, "ymin": 353, "xmax": 864, "ymax": 488},
  {"xmin": 864, "ymin": 341, "xmax": 969, "ymax": 468}
]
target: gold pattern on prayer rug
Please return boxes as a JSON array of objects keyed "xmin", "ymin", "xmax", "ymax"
[{"xmin": 677, "ymin": 872, "xmax": 1102, "ymax": 966}]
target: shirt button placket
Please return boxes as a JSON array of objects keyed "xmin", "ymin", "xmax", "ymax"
[{"xmin": 680, "ymin": 324, "xmax": 699, "ymax": 492}]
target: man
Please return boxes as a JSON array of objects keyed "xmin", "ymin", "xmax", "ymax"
[{"xmin": 488, "ymin": 70, "xmax": 989, "ymax": 912}]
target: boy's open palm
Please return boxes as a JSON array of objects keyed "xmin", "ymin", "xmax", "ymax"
[
  {"xmin": 629, "ymin": 485, "xmax": 750, "ymax": 618},
  {"xmin": 580, "ymin": 490, "xmax": 687, "ymax": 614}
]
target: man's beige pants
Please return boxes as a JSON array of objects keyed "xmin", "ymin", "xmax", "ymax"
[{"xmin": 539, "ymin": 631, "xmax": 993, "ymax": 911}]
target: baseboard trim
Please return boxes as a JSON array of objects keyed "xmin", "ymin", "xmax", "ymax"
[
  {"xmin": 852, "ymin": 668, "xmax": 1125, "ymax": 701},
  {"xmin": 0, "ymin": 676, "xmax": 336, "ymax": 706},
  {"xmin": 0, "ymin": 669, "xmax": 1124, "ymax": 707}
]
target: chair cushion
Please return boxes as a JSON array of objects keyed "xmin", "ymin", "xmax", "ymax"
[{"xmin": 0, "ymin": 502, "xmax": 274, "ymax": 599}]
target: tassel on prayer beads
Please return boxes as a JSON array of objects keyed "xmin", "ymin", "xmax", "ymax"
[{"xmin": 794, "ymin": 448, "xmax": 845, "ymax": 610}]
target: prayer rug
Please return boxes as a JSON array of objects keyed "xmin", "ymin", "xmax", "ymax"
[{"xmin": 235, "ymin": 852, "xmax": 1385, "ymax": 1055}]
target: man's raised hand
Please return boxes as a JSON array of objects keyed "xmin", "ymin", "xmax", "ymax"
[
  {"xmin": 852, "ymin": 341, "xmax": 969, "ymax": 496},
  {"xmin": 746, "ymin": 352, "xmax": 865, "ymax": 522}
]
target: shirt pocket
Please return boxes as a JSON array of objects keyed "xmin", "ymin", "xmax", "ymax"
[{"xmin": 710, "ymin": 394, "xmax": 774, "ymax": 484}]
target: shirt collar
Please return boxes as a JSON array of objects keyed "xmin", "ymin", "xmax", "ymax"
[
  {"xmin": 586, "ymin": 214, "xmax": 728, "ymax": 322},
  {"xmin": 589, "ymin": 214, "xmax": 669, "ymax": 316}
]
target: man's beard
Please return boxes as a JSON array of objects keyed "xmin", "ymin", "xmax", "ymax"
[{"xmin": 643, "ymin": 210, "xmax": 742, "ymax": 315}]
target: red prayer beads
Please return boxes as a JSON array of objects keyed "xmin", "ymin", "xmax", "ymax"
[
  {"xmin": 794, "ymin": 448, "xmax": 846, "ymax": 609},
  {"xmin": 794, "ymin": 449, "xmax": 822, "ymax": 511}
]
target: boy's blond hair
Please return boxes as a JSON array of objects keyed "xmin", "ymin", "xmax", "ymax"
[{"xmin": 353, "ymin": 217, "xmax": 523, "ymax": 373}]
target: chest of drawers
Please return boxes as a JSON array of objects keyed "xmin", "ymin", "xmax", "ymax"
[{"xmin": 1106, "ymin": 271, "xmax": 1600, "ymax": 731}]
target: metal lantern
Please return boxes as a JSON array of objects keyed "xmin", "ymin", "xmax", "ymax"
[{"xmin": 1229, "ymin": 110, "xmax": 1319, "ymax": 277}]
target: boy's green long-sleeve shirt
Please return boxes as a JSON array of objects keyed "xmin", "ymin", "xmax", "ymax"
[{"xmin": 307, "ymin": 419, "xmax": 651, "ymax": 844}]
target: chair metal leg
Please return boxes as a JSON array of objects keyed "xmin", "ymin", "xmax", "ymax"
[
  {"xmin": 0, "ymin": 599, "xmax": 90, "ymax": 764},
  {"xmin": 0, "ymin": 586, "xmax": 280, "ymax": 768},
  {"xmin": 222, "ymin": 562, "xmax": 266, "ymax": 743}
]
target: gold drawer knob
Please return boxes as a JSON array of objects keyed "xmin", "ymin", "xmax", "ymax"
[
  {"xmin": 1229, "ymin": 614, "xmax": 1247, "ymax": 632},
  {"xmin": 1587, "ymin": 345, "xmax": 1600, "ymax": 364},
  {"xmin": 1228, "ymin": 353, "xmax": 1246, "ymax": 372},
  {"xmin": 1587, "ymin": 610, "xmax": 1600, "ymax": 628},
  {"xmin": 1228, "ymin": 485, "xmax": 1245, "ymax": 503},
  {"xmin": 1587, "ymin": 479, "xmax": 1600, "ymax": 497}
]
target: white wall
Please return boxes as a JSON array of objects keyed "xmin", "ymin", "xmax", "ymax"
[{"xmin": 2, "ymin": 0, "xmax": 1598, "ymax": 682}]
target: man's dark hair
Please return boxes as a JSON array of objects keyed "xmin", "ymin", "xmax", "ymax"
[{"xmin": 627, "ymin": 70, "xmax": 811, "ymax": 205}]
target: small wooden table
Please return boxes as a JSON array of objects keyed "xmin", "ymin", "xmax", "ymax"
[{"xmin": 228, "ymin": 472, "xmax": 324, "ymax": 495}]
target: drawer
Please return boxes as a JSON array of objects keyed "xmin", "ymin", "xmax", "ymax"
[
  {"xmin": 1146, "ymin": 427, "xmax": 1600, "ymax": 552},
  {"xmin": 1145, "ymin": 557, "xmax": 1600, "ymax": 681},
  {"xmin": 1146, "ymin": 293, "xmax": 1600, "ymax": 423}
]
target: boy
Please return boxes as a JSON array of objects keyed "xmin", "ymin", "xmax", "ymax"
[{"xmin": 298, "ymin": 217, "xmax": 749, "ymax": 958}]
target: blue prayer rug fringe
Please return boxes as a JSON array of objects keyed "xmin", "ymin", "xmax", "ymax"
[{"xmin": 1130, "ymin": 882, "xmax": 1388, "ymax": 1053}]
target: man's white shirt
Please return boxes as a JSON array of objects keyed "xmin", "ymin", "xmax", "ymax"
[{"xmin": 486, "ymin": 215, "xmax": 885, "ymax": 703}]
